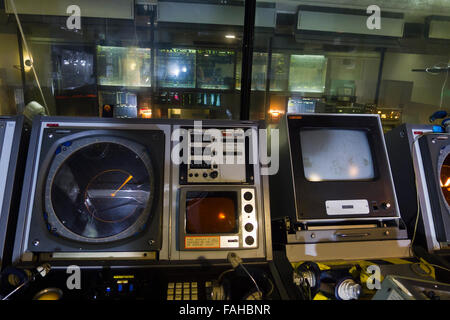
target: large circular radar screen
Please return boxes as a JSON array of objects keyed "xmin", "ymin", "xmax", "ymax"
[{"xmin": 44, "ymin": 136, "xmax": 154, "ymax": 243}]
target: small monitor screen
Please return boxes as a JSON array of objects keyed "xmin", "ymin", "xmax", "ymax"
[
  {"xmin": 156, "ymin": 48, "xmax": 196, "ymax": 88},
  {"xmin": 186, "ymin": 191, "xmax": 238, "ymax": 234},
  {"xmin": 300, "ymin": 129, "xmax": 375, "ymax": 181}
]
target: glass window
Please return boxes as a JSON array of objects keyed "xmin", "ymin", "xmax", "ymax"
[
  {"xmin": 0, "ymin": 0, "xmax": 245, "ymax": 119},
  {"xmin": 252, "ymin": 1, "xmax": 450, "ymax": 131},
  {"xmin": 0, "ymin": 1, "xmax": 448, "ymax": 126}
]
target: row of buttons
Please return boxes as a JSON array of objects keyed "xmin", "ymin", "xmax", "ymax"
[
  {"xmin": 241, "ymin": 189, "xmax": 257, "ymax": 248},
  {"xmin": 188, "ymin": 171, "xmax": 219, "ymax": 179},
  {"xmin": 167, "ymin": 282, "xmax": 203, "ymax": 301}
]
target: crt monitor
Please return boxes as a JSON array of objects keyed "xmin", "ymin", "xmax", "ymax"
[
  {"xmin": 178, "ymin": 186, "xmax": 258, "ymax": 251},
  {"xmin": 272, "ymin": 113, "xmax": 400, "ymax": 223}
]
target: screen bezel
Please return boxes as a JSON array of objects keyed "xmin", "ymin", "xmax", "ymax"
[
  {"xmin": 178, "ymin": 187, "xmax": 244, "ymax": 251},
  {"xmin": 287, "ymin": 114, "xmax": 398, "ymax": 221}
]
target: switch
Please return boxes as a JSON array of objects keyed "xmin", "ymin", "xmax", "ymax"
[
  {"xmin": 381, "ymin": 202, "xmax": 391, "ymax": 210},
  {"xmin": 243, "ymin": 192, "xmax": 253, "ymax": 201},
  {"xmin": 245, "ymin": 236, "xmax": 255, "ymax": 246},
  {"xmin": 210, "ymin": 171, "xmax": 218, "ymax": 179},
  {"xmin": 244, "ymin": 223, "xmax": 254, "ymax": 232}
]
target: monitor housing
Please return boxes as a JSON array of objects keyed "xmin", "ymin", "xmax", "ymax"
[
  {"xmin": 386, "ymin": 124, "xmax": 450, "ymax": 252},
  {"xmin": 270, "ymin": 113, "xmax": 407, "ymax": 244},
  {"xmin": 170, "ymin": 121, "xmax": 269, "ymax": 261}
]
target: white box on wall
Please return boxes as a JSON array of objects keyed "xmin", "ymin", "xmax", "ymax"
[{"xmin": 297, "ymin": 7, "xmax": 404, "ymax": 38}]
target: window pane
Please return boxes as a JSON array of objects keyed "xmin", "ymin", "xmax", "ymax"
[
  {"xmin": 252, "ymin": 1, "xmax": 450, "ymax": 131},
  {"xmin": 0, "ymin": 1, "xmax": 245, "ymax": 119}
]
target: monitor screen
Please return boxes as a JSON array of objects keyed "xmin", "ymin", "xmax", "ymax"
[
  {"xmin": 156, "ymin": 48, "xmax": 196, "ymax": 88},
  {"xmin": 52, "ymin": 46, "xmax": 95, "ymax": 93},
  {"xmin": 197, "ymin": 50, "xmax": 234, "ymax": 90},
  {"xmin": 300, "ymin": 129, "xmax": 375, "ymax": 181},
  {"xmin": 186, "ymin": 191, "xmax": 238, "ymax": 234},
  {"xmin": 97, "ymin": 46, "xmax": 151, "ymax": 87},
  {"xmin": 288, "ymin": 55, "xmax": 327, "ymax": 93}
]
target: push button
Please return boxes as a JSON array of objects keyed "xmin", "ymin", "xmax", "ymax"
[
  {"xmin": 244, "ymin": 223, "xmax": 254, "ymax": 232},
  {"xmin": 243, "ymin": 192, "xmax": 253, "ymax": 201},
  {"xmin": 210, "ymin": 171, "xmax": 218, "ymax": 179},
  {"xmin": 245, "ymin": 236, "xmax": 255, "ymax": 246}
]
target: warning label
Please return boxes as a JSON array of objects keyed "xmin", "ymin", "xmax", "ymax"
[{"xmin": 185, "ymin": 236, "xmax": 220, "ymax": 249}]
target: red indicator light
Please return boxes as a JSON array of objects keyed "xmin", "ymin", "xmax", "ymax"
[{"xmin": 46, "ymin": 123, "xmax": 59, "ymax": 127}]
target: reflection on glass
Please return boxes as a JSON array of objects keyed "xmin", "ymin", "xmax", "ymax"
[
  {"xmin": 287, "ymin": 97, "xmax": 317, "ymax": 113},
  {"xmin": 289, "ymin": 55, "xmax": 327, "ymax": 93},
  {"xmin": 251, "ymin": 52, "xmax": 268, "ymax": 90},
  {"xmin": 157, "ymin": 48, "xmax": 196, "ymax": 88},
  {"xmin": 236, "ymin": 52, "xmax": 268, "ymax": 91},
  {"xmin": 97, "ymin": 46, "xmax": 151, "ymax": 87},
  {"xmin": 197, "ymin": 49, "xmax": 235, "ymax": 90},
  {"xmin": 270, "ymin": 53, "xmax": 289, "ymax": 91},
  {"xmin": 52, "ymin": 46, "xmax": 95, "ymax": 92}
]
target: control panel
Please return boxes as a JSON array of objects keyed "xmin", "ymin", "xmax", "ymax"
[
  {"xmin": 180, "ymin": 128, "xmax": 253, "ymax": 184},
  {"xmin": 166, "ymin": 281, "xmax": 203, "ymax": 301},
  {"xmin": 241, "ymin": 188, "xmax": 257, "ymax": 248}
]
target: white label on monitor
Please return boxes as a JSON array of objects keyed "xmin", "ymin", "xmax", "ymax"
[
  {"xmin": 325, "ymin": 200, "xmax": 370, "ymax": 215},
  {"xmin": 220, "ymin": 236, "xmax": 240, "ymax": 248}
]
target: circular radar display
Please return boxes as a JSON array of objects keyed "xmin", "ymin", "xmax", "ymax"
[{"xmin": 45, "ymin": 136, "xmax": 154, "ymax": 243}]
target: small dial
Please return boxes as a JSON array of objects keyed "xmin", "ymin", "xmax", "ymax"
[
  {"xmin": 244, "ymin": 204, "xmax": 253, "ymax": 213},
  {"xmin": 243, "ymin": 192, "xmax": 253, "ymax": 201}
]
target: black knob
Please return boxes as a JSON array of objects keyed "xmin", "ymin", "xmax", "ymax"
[
  {"xmin": 243, "ymin": 192, "xmax": 253, "ymax": 201},
  {"xmin": 244, "ymin": 204, "xmax": 253, "ymax": 213},
  {"xmin": 210, "ymin": 171, "xmax": 218, "ymax": 179},
  {"xmin": 244, "ymin": 223, "xmax": 254, "ymax": 232},
  {"xmin": 203, "ymin": 172, "xmax": 208, "ymax": 178},
  {"xmin": 245, "ymin": 236, "xmax": 255, "ymax": 246}
]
